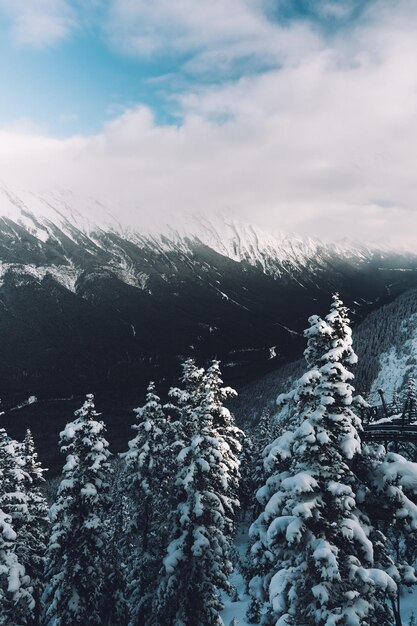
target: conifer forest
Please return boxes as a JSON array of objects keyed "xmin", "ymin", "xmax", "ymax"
[{"xmin": 3, "ymin": 295, "xmax": 417, "ymax": 626}]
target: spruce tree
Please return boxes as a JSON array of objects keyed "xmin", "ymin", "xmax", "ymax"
[
  {"xmin": 42, "ymin": 394, "xmax": 111, "ymax": 626},
  {"xmin": 124, "ymin": 381, "xmax": 170, "ymax": 626},
  {"xmin": 239, "ymin": 433, "xmax": 256, "ymax": 519},
  {"xmin": 249, "ymin": 297, "xmax": 399, "ymax": 626},
  {"xmin": 403, "ymin": 375, "xmax": 417, "ymax": 423},
  {"xmin": 154, "ymin": 360, "xmax": 241, "ymax": 626},
  {"xmin": 0, "ymin": 428, "xmax": 34, "ymax": 625},
  {"xmin": 104, "ymin": 458, "xmax": 131, "ymax": 626},
  {"xmin": 390, "ymin": 387, "xmax": 400, "ymax": 416},
  {"xmin": 245, "ymin": 314, "xmax": 329, "ymax": 621},
  {"xmin": 19, "ymin": 430, "xmax": 49, "ymax": 626}
]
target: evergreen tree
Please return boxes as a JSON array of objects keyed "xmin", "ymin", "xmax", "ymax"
[
  {"xmin": 203, "ymin": 360, "xmax": 242, "ymax": 536},
  {"xmin": 19, "ymin": 430, "xmax": 49, "ymax": 626},
  {"xmin": 124, "ymin": 381, "xmax": 170, "ymax": 626},
  {"xmin": 0, "ymin": 428, "xmax": 34, "ymax": 625},
  {"xmin": 403, "ymin": 375, "xmax": 417, "ymax": 423},
  {"xmin": 244, "ymin": 314, "xmax": 329, "ymax": 613},
  {"xmin": 154, "ymin": 360, "xmax": 241, "ymax": 626},
  {"xmin": 104, "ymin": 460, "xmax": 130, "ymax": 626},
  {"xmin": 42, "ymin": 394, "xmax": 111, "ymax": 626},
  {"xmin": 23, "ymin": 430, "xmax": 45, "ymax": 484},
  {"xmin": 249, "ymin": 297, "xmax": 399, "ymax": 626},
  {"xmin": 390, "ymin": 386, "xmax": 400, "ymax": 415},
  {"xmin": 251, "ymin": 409, "xmax": 273, "ymax": 510},
  {"xmin": 239, "ymin": 433, "xmax": 256, "ymax": 519},
  {"xmin": 359, "ymin": 446, "xmax": 417, "ymax": 624}
]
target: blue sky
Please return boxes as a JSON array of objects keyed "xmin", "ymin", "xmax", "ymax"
[
  {"xmin": 0, "ymin": 9, "xmax": 178, "ymax": 135},
  {"xmin": 0, "ymin": 0, "xmax": 417, "ymax": 248},
  {"xmin": 0, "ymin": 0, "xmax": 374, "ymax": 136}
]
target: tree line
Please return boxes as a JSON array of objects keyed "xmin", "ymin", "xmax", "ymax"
[{"xmin": 2, "ymin": 295, "xmax": 417, "ymax": 625}]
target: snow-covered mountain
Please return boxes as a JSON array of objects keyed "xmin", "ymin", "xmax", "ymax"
[
  {"xmin": 0, "ymin": 184, "xmax": 412, "ymax": 287},
  {"xmin": 1, "ymin": 184, "xmax": 417, "ymax": 468},
  {"xmin": 0, "ymin": 183, "xmax": 416, "ymax": 401}
]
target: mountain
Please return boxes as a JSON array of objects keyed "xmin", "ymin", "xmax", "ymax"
[{"xmin": 0, "ymin": 185, "xmax": 417, "ymax": 466}]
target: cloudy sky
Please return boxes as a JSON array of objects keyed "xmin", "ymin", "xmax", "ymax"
[{"xmin": 0, "ymin": 0, "xmax": 417, "ymax": 247}]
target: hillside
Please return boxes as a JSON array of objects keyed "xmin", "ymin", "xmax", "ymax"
[{"xmin": 231, "ymin": 287, "xmax": 417, "ymax": 426}]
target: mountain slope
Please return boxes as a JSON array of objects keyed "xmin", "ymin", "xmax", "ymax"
[
  {"xmin": 0, "ymin": 186, "xmax": 416, "ymax": 406},
  {"xmin": 0, "ymin": 187, "xmax": 416, "ymax": 466},
  {"xmin": 231, "ymin": 286, "xmax": 417, "ymax": 427}
]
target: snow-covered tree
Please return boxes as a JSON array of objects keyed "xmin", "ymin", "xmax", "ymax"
[
  {"xmin": 249, "ymin": 297, "xmax": 399, "ymax": 626},
  {"xmin": 244, "ymin": 314, "xmax": 330, "ymax": 616},
  {"xmin": 19, "ymin": 430, "xmax": 49, "ymax": 626},
  {"xmin": 154, "ymin": 359, "xmax": 241, "ymax": 626},
  {"xmin": 203, "ymin": 359, "xmax": 242, "ymax": 534},
  {"xmin": 403, "ymin": 375, "xmax": 417, "ymax": 423},
  {"xmin": 239, "ymin": 433, "xmax": 256, "ymax": 519},
  {"xmin": 124, "ymin": 381, "xmax": 170, "ymax": 626},
  {"xmin": 42, "ymin": 394, "xmax": 112, "ymax": 626},
  {"xmin": 103, "ymin": 459, "xmax": 130, "ymax": 626},
  {"xmin": 390, "ymin": 387, "xmax": 401, "ymax": 416},
  {"xmin": 0, "ymin": 428, "xmax": 35, "ymax": 625},
  {"xmin": 22, "ymin": 430, "xmax": 45, "ymax": 485},
  {"xmin": 358, "ymin": 446, "xmax": 417, "ymax": 624}
]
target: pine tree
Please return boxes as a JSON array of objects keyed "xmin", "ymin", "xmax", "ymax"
[
  {"xmin": 154, "ymin": 360, "xmax": 241, "ymax": 626},
  {"xmin": 42, "ymin": 394, "xmax": 112, "ymax": 626},
  {"xmin": 239, "ymin": 433, "xmax": 256, "ymax": 519},
  {"xmin": 244, "ymin": 314, "xmax": 328, "ymax": 610},
  {"xmin": 251, "ymin": 409, "xmax": 272, "ymax": 508},
  {"xmin": 104, "ymin": 459, "xmax": 130, "ymax": 626},
  {"xmin": 203, "ymin": 359, "xmax": 242, "ymax": 535},
  {"xmin": 124, "ymin": 381, "xmax": 170, "ymax": 626},
  {"xmin": 23, "ymin": 430, "xmax": 45, "ymax": 484},
  {"xmin": 403, "ymin": 375, "xmax": 417, "ymax": 423},
  {"xmin": 0, "ymin": 428, "xmax": 35, "ymax": 625},
  {"xmin": 246, "ymin": 596, "xmax": 262, "ymax": 624},
  {"xmin": 249, "ymin": 297, "xmax": 399, "ymax": 626},
  {"xmin": 19, "ymin": 430, "xmax": 49, "ymax": 626},
  {"xmin": 359, "ymin": 446, "xmax": 417, "ymax": 625},
  {"xmin": 390, "ymin": 386, "xmax": 400, "ymax": 416}
]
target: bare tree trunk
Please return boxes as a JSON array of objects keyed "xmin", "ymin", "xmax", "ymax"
[{"xmin": 391, "ymin": 591, "xmax": 403, "ymax": 626}]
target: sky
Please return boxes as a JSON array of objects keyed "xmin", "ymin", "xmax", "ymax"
[{"xmin": 1, "ymin": 0, "xmax": 417, "ymax": 247}]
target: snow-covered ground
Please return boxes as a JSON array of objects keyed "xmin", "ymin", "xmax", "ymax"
[{"xmin": 221, "ymin": 520, "xmax": 252, "ymax": 626}]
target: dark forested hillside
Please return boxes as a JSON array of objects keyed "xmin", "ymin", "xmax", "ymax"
[
  {"xmin": 231, "ymin": 287, "xmax": 417, "ymax": 426},
  {"xmin": 1, "ymin": 199, "xmax": 417, "ymax": 467}
]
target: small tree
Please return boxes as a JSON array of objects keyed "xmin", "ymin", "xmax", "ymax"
[
  {"xmin": 19, "ymin": 430, "xmax": 49, "ymax": 626},
  {"xmin": 0, "ymin": 428, "xmax": 34, "ymax": 625},
  {"xmin": 390, "ymin": 387, "xmax": 401, "ymax": 416},
  {"xmin": 124, "ymin": 381, "xmax": 170, "ymax": 626},
  {"xmin": 403, "ymin": 375, "xmax": 417, "ymax": 423},
  {"xmin": 42, "ymin": 394, "xmax": 111, "ymax": 626},
  {"xmin": 239, "ymin": 433, "xmax": 256, "ymax": 519}
]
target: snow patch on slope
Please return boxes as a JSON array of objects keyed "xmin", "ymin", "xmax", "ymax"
[
  {"xmin": 0, "ymin": 263, "xmax": 80, "ymax": 292},
  {"xmin": 370, "ymin": 312, "xmax": 417, "ymax": 400}
]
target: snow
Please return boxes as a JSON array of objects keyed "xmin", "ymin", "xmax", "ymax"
[
  {"xmin": 370, "ymin": 313, "xmax": 417, "ymax": 398},
  {"xmin": 280, "ymin": 472, "xmax": 318, "ymax": 494}
]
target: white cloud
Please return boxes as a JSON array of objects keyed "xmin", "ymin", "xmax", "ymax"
[
  {"xmin": 105, "ymin": 0, "xmax": 321, "ymax": 75},
  {"xmin": 0, "ymin": 0, "xmax": 75, "ymax": 47},
  {"xmin": 1, "ymin": 1, "xmax": 417, "ymax": 249}
]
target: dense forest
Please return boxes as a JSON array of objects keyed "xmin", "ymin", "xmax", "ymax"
[{"xmin": 2, "ymin": 295, "xmax": 417, "ymax": 625}]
